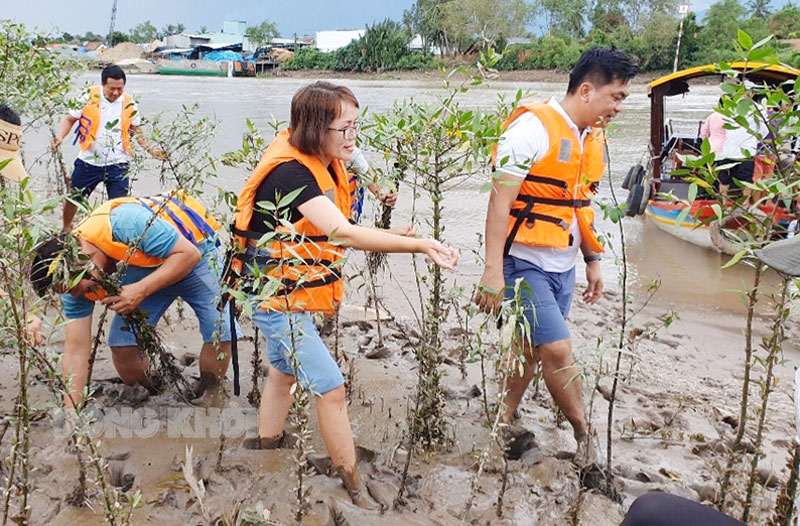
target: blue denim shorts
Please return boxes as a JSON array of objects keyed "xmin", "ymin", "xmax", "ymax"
[
  {"xmin": 108, "ymin": 253, "xmax": 240, "ymax": 346},
  {"xmin": 250, "ymin": 307, "xmax": 344, "ymax": 395},
  {"xmin": 71, "ymin": 158, "xmax": 130, "ymax": 199},
  {"xmin": 503, "ymin": 255, "xmax": 575, "ymax": 347}
]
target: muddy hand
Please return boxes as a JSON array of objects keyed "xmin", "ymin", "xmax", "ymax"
[
  {"xmin": 101, "ymin": 282, "xmax": 147, "ymax": 315},
  {"xmin": 25, "ymin": 315, "xmax": 44, "ymax": 346},
  {"xmin": 473, "ymin": 269, "xmax": 505, "ymax": 314},
  {"xmin": 379, "ymin": 190, "xmax": 398, "ymax": 208}
]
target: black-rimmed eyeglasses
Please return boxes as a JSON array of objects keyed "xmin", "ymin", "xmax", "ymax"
[{"xmin": 328, "ymin": 123, "xmax": 360, "ymax": 140}]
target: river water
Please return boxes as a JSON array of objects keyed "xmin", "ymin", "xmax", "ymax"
[{"xmin": 23, "ymin": 72, "xmax": 786, "ymax": 316}]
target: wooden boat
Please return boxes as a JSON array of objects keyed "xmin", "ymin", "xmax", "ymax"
[
  {"xmin": 623, "ymin": 62, "xmax": 799, "ymax": 253},
  {"xmin": 157, "ymin": 59, "xmax": 255, "ymax": 77}
]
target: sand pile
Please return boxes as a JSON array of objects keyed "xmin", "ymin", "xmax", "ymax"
[
  {"xmin": 98, "ymin": 42, "xmax": 144, "ymax": 63},
  {"xmin": 269, "ymin": 48, "xmax": 294, "ymax": 63}
]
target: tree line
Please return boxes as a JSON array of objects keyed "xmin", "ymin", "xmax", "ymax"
[
  {"xmin": 286, "ymin": 0, "xmax": 800, "ymax": 73},
  {"xmin": 57, "ymin": 19, "xmax": 279, "ymax": 49},
  {"xmin": 54, "ymin": 0, "xmax": 800, "ymax": 72}
]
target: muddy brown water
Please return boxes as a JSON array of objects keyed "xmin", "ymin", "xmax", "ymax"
[{"xmin": 22, "ymin": 72, "xmax": 786, "ymax": 317}]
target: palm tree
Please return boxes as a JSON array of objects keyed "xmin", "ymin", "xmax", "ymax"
[{"xmin": 748, "ymin": 0, "xmax": 772, "ymax": 18}]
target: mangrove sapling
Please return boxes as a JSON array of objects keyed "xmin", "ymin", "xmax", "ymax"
[
  {"xmin": 287, "ymin": 323, "xmax": 314, "ymax": 526},
  {"xmin": 144, "ymin": 106, "xmax": 220, "ymax": 194},
  {"xmin": 365, "ymin": 55, "xmax": 507, "ymax": 451},
  {"xmin": 664, "ymin": 41, "xmax": 800, "ymax": 511},
  {"xmin": 248, "ymin": 327, "xmax": 263, "ymax": 408},
  {"xmin": 768, "ymin": 439, "xmax": 800, "ymax": 526},
  {"xmin": 0, "ymin": 179, "xmax": 62, "ymax": 526},
  {"xmin": 461, "ymin": 280, "xmax": 530, "ymax": 522},
  {"xmin": 742, "ymin": 277, "xmax": 794, "ymax": 523}
]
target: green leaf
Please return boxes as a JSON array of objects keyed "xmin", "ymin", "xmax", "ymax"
[
  {"xmin": 674, "ymin": 207, "xmax": 691, "ymax": 231},
  {"xmin": 687, "ymin": 182, "xmax": 697, "ymax": 203},
  {"xmin": 711, "ymin": 203, "xmax": 722, "ymax": 221},
  {"xmin": 277, "ymin": 186, "xmax": 306, "ymax": 209},
  {"xmin": 721, "ymin": 249, "xmax": 747, "ymax": 269}
]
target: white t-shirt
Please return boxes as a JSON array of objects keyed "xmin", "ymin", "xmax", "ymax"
[
  {"xmin": 496, "ymin": 98, "xmax": 590, "ymax": 273},
  {"xmin": 69, "ymin": 88, "xmax": 141, "ymax": 166}
]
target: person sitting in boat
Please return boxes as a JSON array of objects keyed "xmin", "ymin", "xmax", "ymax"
[
  {"xmin": 704, "ymin": 91, "xmax": 762, "ymax": 200},
  {"xmin": 230, "ymin": 81, "xmax": 458, "ymax": 507},
  {"xmin": 29, "ymin": 191, "xmax": 238, "ymax": 408}
]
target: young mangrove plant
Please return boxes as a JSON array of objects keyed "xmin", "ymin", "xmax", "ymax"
[
  {"xmin": 666, "ymin": 34, "xmax": 800, "ymax": 518},
  {"xmin": 365, "ymin": 51, "xmax": 511, "ymax": 452}
]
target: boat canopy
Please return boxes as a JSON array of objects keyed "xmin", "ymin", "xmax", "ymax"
[{"xmin": 648, "ymin": 62, "xmax": 799, "ymax": 97}]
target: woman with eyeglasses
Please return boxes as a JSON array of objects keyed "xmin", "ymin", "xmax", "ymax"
[{"xmin": 232, "ymin": 81, "xmax": 458, "ymax": 507}]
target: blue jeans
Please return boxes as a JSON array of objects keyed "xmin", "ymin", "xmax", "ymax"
[
  {"xmin": 108, "ymin": 253, "xmax": 240, "ymax": 346},
  {"xmin": 251, "ymin": 307, "xmax": 344, "ymax": 395},
  {"xmin": 70, "ymin": 158, "xmax": 130, "ymax": 199},
  {"xmin": 503, "ymin": 255, "xmax": 575, "ymax": 347}
]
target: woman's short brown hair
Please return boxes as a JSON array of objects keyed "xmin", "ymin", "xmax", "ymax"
[{"xmin": 289, "ymin": 81, "xmax": 359, "ymax": 157}]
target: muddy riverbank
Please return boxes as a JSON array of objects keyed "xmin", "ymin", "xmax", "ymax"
[{"xmin": 3, "ymin": 266, "xmax": 797, "ymax": 525}]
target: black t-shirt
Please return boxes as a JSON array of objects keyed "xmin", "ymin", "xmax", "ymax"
[{"xmin": 249, "ymin": 160, "xmax": 339, "ymax": 233}]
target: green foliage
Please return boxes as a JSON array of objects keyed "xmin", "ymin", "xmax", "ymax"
[
  {"xmin": 246, "ymin": 19, "xmax": 279, "ymax": 49},
  {"xmin": 403, "ymin": 0, "xmax": 449, "ymax": 53},
  {"xmin": 438, "ymin": 0, "xmax": 533, "ymax": 53},
  {"xmin": 282, "ymin": 48, "xmax": 333, "ymax": 70},
  {"xmin": 359, "ymin": 19, "xmax": 413, "ymax": 72},
  {"xmin": 0, "ymin": 21, "xmax": 85, "ymax": 130},
  {"xmin": 109, "ymin": 31, "xmax": 130, "ymax": 45},
  {"xmin": 495, "ymin": 35, "xmax": 583, "ymax": 71},
  {"xmin": 129, "ymin": 20, "xmax": 158, "ymax": 44},
  {"xmin": 768, "ymin": 3, "xmax": 800, "ymax": 38}
]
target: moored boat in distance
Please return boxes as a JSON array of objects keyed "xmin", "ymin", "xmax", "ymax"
[{"xmin": 623, "ymin": 62, "xmax": 800, "ymax": 254}]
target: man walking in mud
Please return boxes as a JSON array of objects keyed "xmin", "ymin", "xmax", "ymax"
[
  {"xmin": 474, "ymin": 47, "xmax": 638, "ymax": 468},
  {"xmin": 30, "ymin": 191, "xmax": 237, "ymax": 408},
  {"xmin": 51, "ymin": 64, "xmax": 164, "ymax": 233}
]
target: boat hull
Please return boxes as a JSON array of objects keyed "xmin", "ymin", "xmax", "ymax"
[{"xmin": 645, "ymin": 201, "xmax": 714, "ymax": 250}]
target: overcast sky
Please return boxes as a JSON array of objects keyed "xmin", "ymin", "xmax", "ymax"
[{"xmin": 3, "ymin": 0, "xmax": 792, "ymax": 38}]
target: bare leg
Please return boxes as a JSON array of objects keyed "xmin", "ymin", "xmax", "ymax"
[
  {"xmin": 257, "ymin": 365, "xmax": 294, "ymax": 442},
  {"xmin": 501, "ymin": 340, "xmax": 539, "ymax": 423},
  {"xmin": 62, "ymin": 200, "xmax": 78, "ymax": 233},
  {"xmin": 539, "ymin": 338, "xmax": 587, "ymax": 437},
  {"xmin": 316, "ymin": 385, "xmax": 356, "ymax": 470},
  {"xmin": 63, "ymin": 341, "xmax": 92, "ymax": 408},
  {"xmin": 110, "ymin": 345, "xmax": 150, "ymax": 387},
  {"xmin": 194, "ymin": 341, "xmax": 232, "ymax": 396},
  {"xmin": 316, "ymin": 385, "xmax": 374, "ymax": 508}
]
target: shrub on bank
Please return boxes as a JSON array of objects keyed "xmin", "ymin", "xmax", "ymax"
[{"xmin": 282, "ymin": 48, "xmax": 332, "ymax": 70}]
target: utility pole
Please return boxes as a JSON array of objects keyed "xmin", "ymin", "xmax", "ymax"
[
  {"xmin": 107, "ymin": 0, "xmax": 118, "ymax": 46},
  {"xmin": 673, "ymin": 3, "xmax": 690, "ymax": 73}
]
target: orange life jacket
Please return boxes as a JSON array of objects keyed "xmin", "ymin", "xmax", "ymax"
[
  {"xmin": 73, "ymin": 85, "xmax": 136, "ymax": 156},
  {"xmin": 231, "ymin": 129, "xmax": 352, "ymax": 313},
  {"xmin": 492, "ymin": 101, "xmax": 606, "ymax": 255},
  {"xmin": 73, "ymin": 190, "xmax": 221, "ymax": 269}
]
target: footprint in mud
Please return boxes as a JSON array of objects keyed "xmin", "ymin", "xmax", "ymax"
[
  {"xmin": 503, "ymin": 426, "xmax": 538, "ymax": 460},
  {"xmin": 581, "ymin": 466, "xmax": 621, "ymax": 503},
  {"xmin": 365, "ymin": 478, "xmax": 397, "ymax": 511},
  {"xmin": 108, "ymin": 460, "xmax": 136, "ymax": 492}
]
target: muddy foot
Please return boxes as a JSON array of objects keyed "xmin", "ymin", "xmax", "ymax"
[
  {"xmin": 191, "ymin": 372, "xmax": 221, "ymax": 400},
  {"xmin": 503, "ymin": 425, "xmax": 537, "ymax": 460},
  {"xmin": 327, "ymin": 499, "xmax": 350, "ymax": 526},
  {"xmin": 242, "ymin": 433, "xmax": 289, "ymax": 450},
  {"xmin": 339, "ymin": 466, "xmax": 380, "ymax": 510}
]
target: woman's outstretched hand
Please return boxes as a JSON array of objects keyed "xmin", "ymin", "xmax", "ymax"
[{"xmin": 422, "ymin": 240, "xmax": 459, "ymax": 270}]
